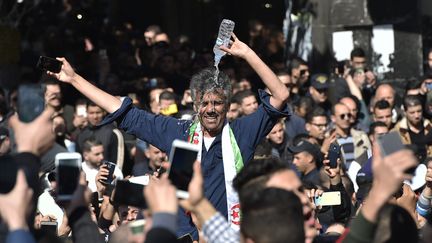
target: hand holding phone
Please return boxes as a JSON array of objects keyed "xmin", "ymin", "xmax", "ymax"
[{"xmin": 101, "ymin": 161, "xmax": 116, "ymax": 185}]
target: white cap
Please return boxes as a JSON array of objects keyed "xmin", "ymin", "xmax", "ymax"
[{"xmin": 404, "ymin": 164, "xmax": 427, "ymax": 191}]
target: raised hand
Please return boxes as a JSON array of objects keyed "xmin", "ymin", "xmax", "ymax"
[
  {"xmin": 96, "ymin": 165, "xmax": 109, "ymax": 196},
  {"xmin": 219, "ymin": 33, "xmax": 251, "ymax": 59},
  {"xmin": 144, "ymin": 173, "xmax": 178, "ymax": 214},
  {"xmin": 9, "ymin": 106, "xmax": 55, "ymax": 156},
  {"xmin": 47, "ymin": 57, "xmax": 77, "ymax": 84},
  {"xmin": 0, "ymin": 170, "xmax": 34, "ymax": 231}
]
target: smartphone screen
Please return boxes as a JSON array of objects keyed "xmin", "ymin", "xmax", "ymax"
[
  {"xmin": 40, "ymin": 221, "xmax": 58, "ymax": 235},
  {"xmin": 168, "ymin": 146, "xmax": 198, "ymax": 194},
  {"xmin": 314, "ymin": 191, "xmax": 341, "ymax": 206},
  {"xmin": 17, "ymin": 84, "xmax": 45, "ymax": 123},
  {"xmin": 56, "ymin": 153, "xmax": 81, "ymax": 201},
  {"xmin": 113, "ymin": 180, "xmax": 147, "ymax": 209}
]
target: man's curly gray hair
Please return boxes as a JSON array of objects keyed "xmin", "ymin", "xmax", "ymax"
[{"xmin": 190, "ymin": 67, "xmax": 232, "ymax": 110}]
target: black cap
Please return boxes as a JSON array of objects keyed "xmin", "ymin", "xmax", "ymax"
[
  {"xmin": 288, "ymin": 140, "xmax": 323, "ymax": 163},
  {"xmin": 356, "ymin": 158, "xmax": 373, "ymax": 203},
  {"xmin": 310, "ymin": 74, "xmax": 329, "ymax": 90}
]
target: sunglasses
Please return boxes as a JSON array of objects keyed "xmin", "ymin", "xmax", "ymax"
[
  {"xmin": 339, "ymin": 113, "xmax": 352, "ymax": 120},
  {"xmin": 299, "ymin": 69, "xmax": 309, "ymax": 76},
  {"xmin": 315, "ymin": 88, "xmax": 327, "ymax": 94}
]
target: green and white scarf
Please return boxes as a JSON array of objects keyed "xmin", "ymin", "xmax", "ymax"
[{"xmin": 188, "ymin": 121, "xmax": 243, "ymax": 229}]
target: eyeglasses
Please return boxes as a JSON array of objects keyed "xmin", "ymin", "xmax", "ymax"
[
  {"xmin": 339, "ymin": 113, "xmax": 352, "ymax": 120},
  {"xmin": 311, "ymin": 123, "xmax": 327, "ymax": 129}
]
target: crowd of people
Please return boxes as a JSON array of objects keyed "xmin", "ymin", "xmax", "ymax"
[{"xmin": 1, "ymin": 4, "xmax": 432, "ymax": 242}]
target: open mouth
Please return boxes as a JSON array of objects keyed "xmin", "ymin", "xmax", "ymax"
[{"xmin": 204, "ymin": 116, "xmax": 218, "ymax": 122}]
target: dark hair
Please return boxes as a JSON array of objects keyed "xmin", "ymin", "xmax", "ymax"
[
  {"xmin": 87, "ymin": 100, "xmax": 100, "ymax": 109},
  {"xmin": 403, "ymin": 95, "xmax": 422, "ymax": 109},
  {"xmin": 350, "ymin": 47, "xmax": 366, "ymax": 60},
  {"xmin": 82, "ymin": 137, "xmax": 103, "ymax": 152},
  {"xmin": 235, "ymin": 90, "xmax": 256, "ymax": 104},
  {"xmin": 158, "ymin": 90, "xmax": 177, "ymax": 102},
  {"xmin": 274, "ymin": 68, "xmax": 290, "ymax": 77},
  {"xmin": 253, "ymin": 140, "xmax": 273, "ymax": 159},
  {"xmin": 306, "ymin": 106, "xmax": 327, "ymax": 123},
  {"xmin": 40, "ymin": 74, "xmax": 60, "ymax": 94},
  {"xmin": 294, "ymin": 96, "xmax": 315, "ymax": 113},
  {"xmin": 368, "ymin": 121, "xmax": 387, "ymax": 136},
  {"xmin": 406, "ymin": 78, "xmax": 422, "ymax": 90},
  {"xmin": 233, "ymin": 157, "xmax": 288, "ymax": 193},
  {"xmin": 145, "ymin": 25, "xmax": 161, "ymax": 34},
  {"xmin": 289, "ymin": 57, "xmax": 307, "ymax": 73},
  {"xmin": 241, "ymin": 188, "xmax": 305, "ymax": 243},
  {"xmin": 374, "ymin": 100, "xmax": 391, "ymax": 111}
]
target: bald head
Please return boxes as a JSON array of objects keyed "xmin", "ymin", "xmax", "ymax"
[{"xmin": 375, "ymin": 84, "xmax": 395, "ymax": 107}]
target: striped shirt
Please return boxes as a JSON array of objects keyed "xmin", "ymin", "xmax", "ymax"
[{"xmin": 337, "ymin": 136, "xmax": 355, "ymax": 168}]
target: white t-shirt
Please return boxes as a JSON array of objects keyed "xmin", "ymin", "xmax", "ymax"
[{"xmin": 81, "ymin": 162, "xmax": 124, "ymax": 192}]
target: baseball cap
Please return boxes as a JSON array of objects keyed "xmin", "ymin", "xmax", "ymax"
[
  {"xmin": 288, "ymin": 140, "xmax": 323, "ymax": 163},
  {"xmin": 310, "ymin": 74, "xmax": 329, "ymax": 90},
  {"xmin": 404, "ymin": 164, "xmax": 427, "ymax": 191},
  {"xmin": 356, "ymin": 157, "xmax": 373, "ymax": 203}
]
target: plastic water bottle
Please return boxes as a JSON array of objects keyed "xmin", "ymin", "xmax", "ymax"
[{"xmin": 213, "ymin": 19, "xmax": 235, "ymax": 68}]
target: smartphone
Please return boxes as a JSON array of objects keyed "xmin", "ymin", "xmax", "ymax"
[
  {"xmin": 17, "ymin": 84, "xmax": 45, "ymax": 123},
  {"xmin": 426, "ymin": 83, "xmax": 432, "ymax": 91},
  {"xmin": 76, "ymin": 105, "xmax": 87, "ymax": 117},
  {"xmin": 101, "ymin": 161, "xmax": 116, "ymax": 185},
  {"xmin": 55, "ymin": 152, "xmax": 82, "ymax": 201},
  {"xmin": 40, "ymin": 221, "xmax": 58, "ymax": 235},
  {"xmin": 377, "ymin": 131, "xmax": 405, "ymax": 157},
  {"xmin": 314, "ymin": 191, "xmax": 341, "ymax": 206},
  {"xmin": 113, "ymin": 180, "xmax": 147, "ymax": 208},
  {"xmin": 378, "ymin": 131, "xmax": 417, "ymax": 174},
  {"xmin": 328, "ymin": 143, "xmax": 340, "ymax": 168},
  {"xmin": 168, "ymin": 140, "xmax": 199, "ymax": 199},
  {"xmin": 37, "ymin": 56, "xmax": 62, "ymax": 73}
]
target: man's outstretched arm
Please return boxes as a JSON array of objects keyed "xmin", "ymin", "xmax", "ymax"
[{"xmin": 48, "ymin": 57, "xmax": 122, "ymax": 114}]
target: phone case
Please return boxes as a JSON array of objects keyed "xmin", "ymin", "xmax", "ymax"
[{"xmin": 328, "ymin": 143, "xmax": 340, "ymax": 168}]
